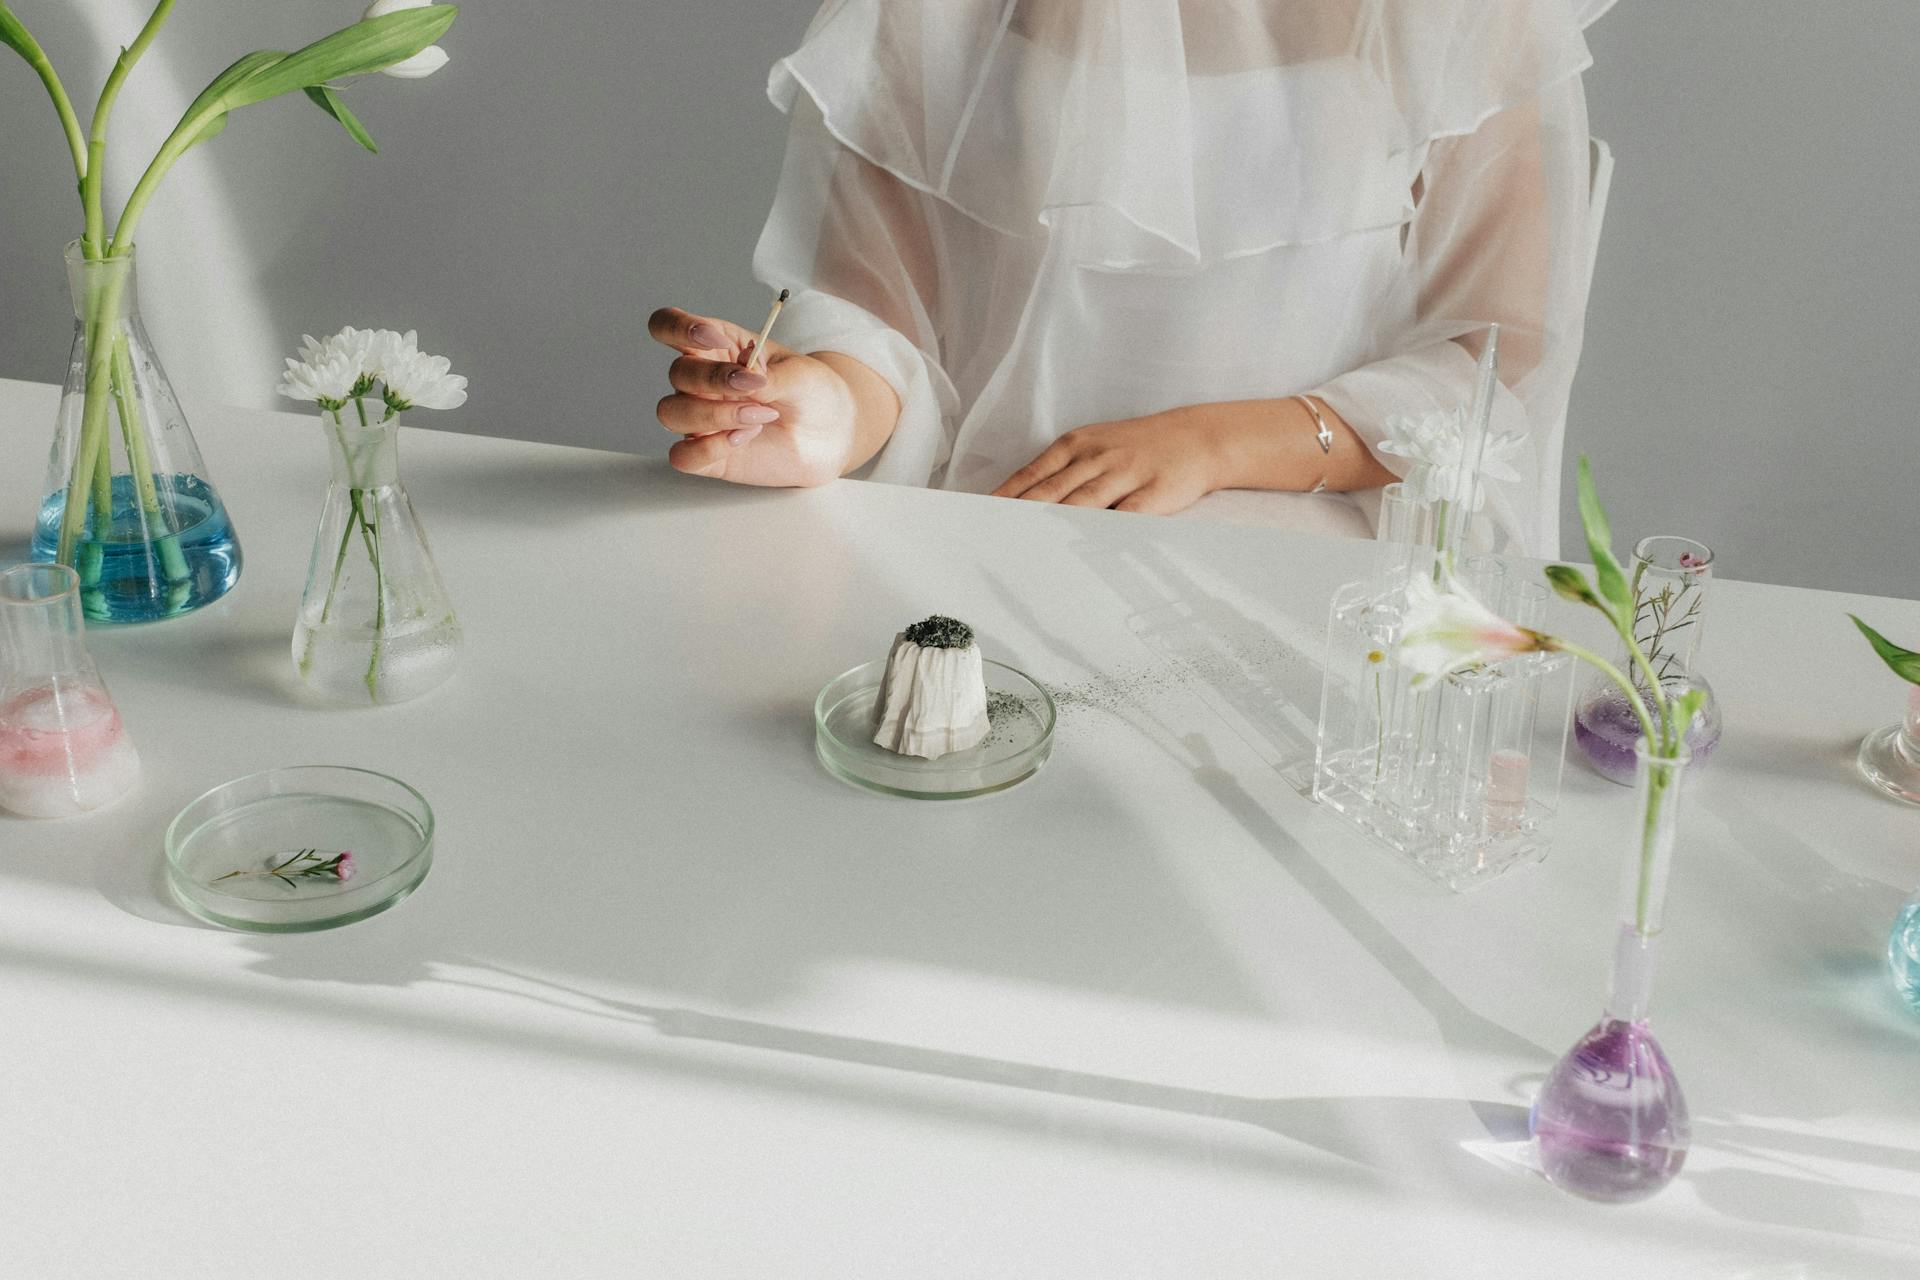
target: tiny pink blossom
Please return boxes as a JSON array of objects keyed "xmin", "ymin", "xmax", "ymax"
[{"xmin": 336, "ymin": 851, "xmax": 356, "ymax": 882}]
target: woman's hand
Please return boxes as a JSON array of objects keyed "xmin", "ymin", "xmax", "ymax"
[
  {"xmin": 991, "ymin": 411, "xmax": 1224, "ymax": 514},
  {"xmin": 650, "ymin": 306, "xmax": 862, "ymax": 488}
]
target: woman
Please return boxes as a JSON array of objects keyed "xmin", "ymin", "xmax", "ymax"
[{"xmin": 652, "ymin": 0, "xmax": 1611, "ymax": 556}]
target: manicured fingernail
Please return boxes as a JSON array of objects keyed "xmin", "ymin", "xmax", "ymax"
[
  {"xmin": 727, "ymin": 367, "xmax": 767, "ymax": 391},
  {"xmin": 727, "ymin": 425, "xmax": 762, "ymax": 447},
  {"xmin": 736, "ymin": 405, "xmax": 779, "ymax": 425},
  {"xmin": 689, "ymin": 323, "xmax": 727, "ymax": 349}
]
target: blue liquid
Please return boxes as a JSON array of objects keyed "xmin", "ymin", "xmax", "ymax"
[
  {"xmin": 32, "ymin": 474, "xmax": 243, "ymax": 623},
  {"xmin": 1891, "ymin": 896, "xmax": 1920, "ymax": 1015}
]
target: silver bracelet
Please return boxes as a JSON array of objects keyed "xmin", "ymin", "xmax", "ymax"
[{"xmin": 1292, "ymin": 395, "xmax": 1334, "ymax": 493}]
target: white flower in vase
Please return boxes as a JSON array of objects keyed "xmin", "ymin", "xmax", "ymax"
[
  {"xmin": 278, "ymin": 342, "xmax": 362, "ymax": 409},
  {"xmin": 364, "ymin": 0, "xmax": 454, "ymax": 78},
  {"xmin": 1378, "ymin": 408, "xmax": 1524, "ymax": 511},
  {"xmin": 283, "ymin": 327, "xmax": 466, "ymax": 705},
  {"xmin": 380, "ymin": 346, "xmax": 468, "ymax": 412}
]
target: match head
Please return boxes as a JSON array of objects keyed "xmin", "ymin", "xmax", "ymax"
[{"xmin": 777, "ymin": 289, "xmax": 791, "ymax": 302}]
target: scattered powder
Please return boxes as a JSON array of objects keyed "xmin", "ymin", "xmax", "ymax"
[{"xmin": 1043, "ymin": 631, "xmax": 1304, "ymax": 723}]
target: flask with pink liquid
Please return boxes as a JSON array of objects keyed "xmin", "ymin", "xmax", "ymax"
[{"xmin": 0, "ymin": 563, "xmax": 140, "ymax": 818}]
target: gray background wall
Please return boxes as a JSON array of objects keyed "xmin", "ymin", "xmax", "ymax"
[{"xmin": 1, "ymin": 2, "xmax": 1913, "ymax": 597}]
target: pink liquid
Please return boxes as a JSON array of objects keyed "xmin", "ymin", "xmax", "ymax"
[{"xmin": 0, "ymin": 685, "xmax": 140, "ymax": 817}]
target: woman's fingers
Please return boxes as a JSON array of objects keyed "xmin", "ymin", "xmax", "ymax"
[
  {"xmin": 1008, "ymin": 457, "xmax": 1106, "ymax": 505},
  {"xmin": 1060, "ymin": 471, "xmax": 1137, "ymax": 509},
  {"xmin": 992, "ymin": 440, "xmax": 1080, "ymax": 498},
  {"xmin": 649, "ymin": 307, "xmax": 756, "ymax": 358},
  {"xmin": 668, "ymin": 431, "xmax": 733, "ymax": 478},
  {"xmin": 656, "ymin": 393, "xmax": 780, "ymax": 436},
  {"xmin": 668, "ymin": 354, "xmax": 775, "ymax": 401},
  {"xmin": 1114, "ymin": 483, "xmax": 1180, "ymax": 515}
]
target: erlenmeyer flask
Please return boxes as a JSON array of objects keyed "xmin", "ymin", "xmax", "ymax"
[
  {"xmin": 0, "ymin": 563, "xmax": 142, "ymax": 818},
  {"xmin": 32, "ymin": 242, "xmax": 243, "ymax": 623}
]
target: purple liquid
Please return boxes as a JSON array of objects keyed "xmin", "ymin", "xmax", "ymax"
[
  {"xmin": 1573, "ymin": 689, "xmax": 1720, "ymax": 785},
  {"xmin": 1531, "ymin": 1018, "xmax": 1690, "ymax": 1203}
]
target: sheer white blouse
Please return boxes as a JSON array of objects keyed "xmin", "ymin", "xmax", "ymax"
[{"xmin": 752, "ymin": 0, "xmax": 1613, "ymax": 556}]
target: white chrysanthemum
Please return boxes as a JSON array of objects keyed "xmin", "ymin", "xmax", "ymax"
[
  {"xmin": 1377, "ymin": 408, "xmax": 1524, "ymax": 511},
  {"xmin": 278, "ymin": 347, "xmax": 361, "ymax": 407},
  {"xmin": 363, "ymin": 328, "xmax": 419, "ymax": 383},
  {"xmin": 364, "ymin": 0, "xmax": 452, "ymax": 78},
  {"xmin": 380, "ymin": 345, "xmax": 467, "ymax": 411},
  {"xmin": 328, "ymin": 326, "xmax": 380, "ymax": 373},
  {"xmin": 1396, "ymin": 571, "xmax": 1547, "ymax": 687}
]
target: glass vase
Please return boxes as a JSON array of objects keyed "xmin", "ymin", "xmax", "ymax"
[
  {"xmin": 31, "ymin": 242, "xmax": 242, "ymax": 623},
  {"xmin": 1531, "ymin": 741, "xmax": 1692, "ymax": 1202},
  {"xmin": 1572, "ymin": 536, "xmax": 1722, "ymax": 784},
  {"xmin": 1890, "ymin": 886, "xmax": 1920, "ymax": 1014},
  {"xmin": 0, "ymin": 563, "xmax": 141, "ymax": 818},
  {"xmin": 1857, "ymin": 685, "xmax": 1920, "ymax": 806},
  {"xmin": 292, "ymin": 411, "xmax": 461, "ymax": 705}
]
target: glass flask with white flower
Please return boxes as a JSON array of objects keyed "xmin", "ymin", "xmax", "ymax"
[{"xmin": 281, "ymin": 327, "xmax": 465, "ymax": 706}]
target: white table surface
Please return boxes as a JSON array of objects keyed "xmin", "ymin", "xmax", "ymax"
[{"xmin": 2, "ymin": 377, "xmax": 1917, "ymax": 1279}]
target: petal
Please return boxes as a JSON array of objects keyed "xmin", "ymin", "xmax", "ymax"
[{"xmin": 381, "ymin": 45, "xmax": 449, "ymax": 79}]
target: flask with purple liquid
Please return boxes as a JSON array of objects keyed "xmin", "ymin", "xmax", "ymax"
[
  {"xmin": 1572, "ymin": 537, "xmax": 1722, "ymax": 784},
  {"xmin": 1531, "ymin": 740, "xmax": 1692, "ymax": 1202}
]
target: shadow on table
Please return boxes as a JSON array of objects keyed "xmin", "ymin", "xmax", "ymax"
[
  {"xmin": 980, "ymin": 530, "xmax": 1553, "ymax": 1073},
  {"xmin": 413, "ymin": 446, "xmax": 783, "ymax": 524},
  {"xmin": 13, "ymin": 933, "xmax": 1916, "ymax": 1270}
]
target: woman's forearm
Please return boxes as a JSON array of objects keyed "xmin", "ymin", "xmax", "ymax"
[
  {"xmin": 1190, "ymin": 396, "xmax": 1396, "ymax": 494},
  {"xmin": 814, "ymin": 351, "xmax": 903, "ymax": 476}
]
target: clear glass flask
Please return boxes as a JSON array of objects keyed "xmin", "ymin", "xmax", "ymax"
[
  {"xmin": 32, "ymin": 242, "xmax": 243, "ymax": 623},
  {"xmin": 1857, "ymin": 685, "xmax": 1920, "ymax": 806},
  {"xmin": 0, "ymin": 563, "xmax": 141, "ymax": 817},
  {"xmin": 292, "ymin": 412, "xmax": 461, "ymax": 705},
  {"xmin": 1531, "ymin": 741, "xmax": 1693, "ymax": 1202},
  {"xmin": 1572, "ymin": 536, "xmax": 1722, "ymax": 784}
]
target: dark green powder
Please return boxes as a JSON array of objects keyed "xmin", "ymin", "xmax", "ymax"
[{"xmin": 904, "ymin": 615, "xmax": 974, "ymax": 649}]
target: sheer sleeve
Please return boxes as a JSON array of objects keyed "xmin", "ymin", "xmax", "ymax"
[
  {"xmin": 751, "ymin": 96, "xmax": 960, "ymax": 486},
  {"xmin": 1311, "ymin": 71, "xmax": 1600, "ymax": 557}
]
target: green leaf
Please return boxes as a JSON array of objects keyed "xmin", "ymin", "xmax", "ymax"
[
  {"xmin": 1575, "ymin": 457, "xmax": 1631, "ymax": 623},
  {"xmin": 180, "ymin": 49, "xmax": 286, "ymax": 128},
  {"xmin": 223, "ymin": 8, "xmax": 456, "ymax": 110},
  {"xmin": 305, "ymin": 85, "xmax": 378, "ymax": 152},
  {"xmin": 1544, "ymin": 564, "xmax": 1605, "ymax": 611},
  {"xmin": 1670, "ymin": 687, "xmax": 1708, "ymax": 740},
  {"xmin": 1851, "ymin": 615, "xmax": 1920, "ymax": 685},
  {"xmin": 0, "ymin": 6, "xmax": 36, "ymax": 62}
]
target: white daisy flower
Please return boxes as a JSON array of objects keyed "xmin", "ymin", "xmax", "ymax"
[
  {"xmin": 278, "ymin": 347, "xmax": 361, "ymax": 408},
  {"xmin": 380, "ymin": 344, "xmax": 467, "ymax": 411},
  {"xmin": 1377, "ymin": 408, "xmax": 1524, "ymax": 511}
]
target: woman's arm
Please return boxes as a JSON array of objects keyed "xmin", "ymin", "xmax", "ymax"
[
  {"xmin": 992, "ymin": 397, "xmax": 1392, "ymax": 513},
  {"xmin": 1001, "ymin": 82, "xmax": 1593, "ymax": 544},
  {"xmin": 655, "ymin": 99, "xmax": 950, "ymax": 487},
  {"xmin": 648, "ymin": 308, "xmax": 901, "ymax": 485}
]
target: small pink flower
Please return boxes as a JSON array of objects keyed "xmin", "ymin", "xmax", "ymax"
[{"xmin": 336, "ymin": 852, "xmax": 356, "ymax": 882}]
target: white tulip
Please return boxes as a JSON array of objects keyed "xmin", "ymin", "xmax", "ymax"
[
  {"xmin": 1395, "ymin": 571, "xmax": 1548, "ymax": 687},
  {"xmin": 380, "ymin": 346, "xmax": 468, "ymax": 411},
  {"xmin": 363, "ymin": 0, "xmax": 450, "ymax": 79}
]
